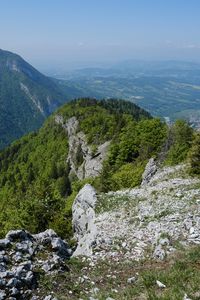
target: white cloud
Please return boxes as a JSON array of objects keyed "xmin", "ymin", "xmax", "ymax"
[
  {"xmin": 77, "ymin": 42, "xmax": 84, "ymax": 47},
  {"xmin": 182, "ymin": 44, "xmax": 200, "ymax": 49}
]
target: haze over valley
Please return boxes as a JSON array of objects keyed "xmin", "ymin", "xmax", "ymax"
[{"xmin": 49, "ymin": 60, "xmax": 200, "ymax": 127}]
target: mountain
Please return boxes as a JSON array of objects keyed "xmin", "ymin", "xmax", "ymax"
[
  {"xmin": 0, "ymin": 98, "xmax": 199, "ymax": 299},
  {"xmin": 0, "ymin": 49, "xmax": 68, "ymax": 149},
  {"xmin": 0, "ymin": 98, "xmax": 164, "ymax": 237},
  {"xmin": 0, "ymin": 97, "xmax": 195, "ymax": 239}
]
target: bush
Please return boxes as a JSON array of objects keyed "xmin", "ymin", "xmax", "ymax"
[
  {"xmin": 188, "ymin": 132, "xmax": 200, "ymax": 175},
  {"xmin": 165, "ymin": 120, "xmax": 193, "ymax": 165},
  {"xmin": 110, "ymin": 162, "xmax": 146, "ymax": 190}
]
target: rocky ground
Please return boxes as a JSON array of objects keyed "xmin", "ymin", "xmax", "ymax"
[{"xmin": 93, "ymin": 164, "xmax": 200, "ymax": 262}]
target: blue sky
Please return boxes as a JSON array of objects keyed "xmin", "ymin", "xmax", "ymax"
[{"xmin": 0, "ymin": 0, "xmax": 200, "ymax": 69}]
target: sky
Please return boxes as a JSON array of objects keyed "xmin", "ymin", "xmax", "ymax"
[{"xmin": 0, "ymin": 0, "xmax": 200, "ymax": 70}]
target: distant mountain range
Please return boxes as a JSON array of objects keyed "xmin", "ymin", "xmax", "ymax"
[{"xmin": 0, "ymin": 49, "xmax": 72, "ymax": 149}]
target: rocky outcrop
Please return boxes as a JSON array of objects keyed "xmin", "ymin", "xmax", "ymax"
[
  {"xmin": 72, "ymin": 184, "xmax": 97, "ymax": 257},
  {"xmin": 141, "ymin": 157, "xmax": 157, "ymax": 186},
  {"xmin": 55, "ymin": 115, "xmax": 110, "ymax": 180},
  {"xmin": 0, "ymin": 229, "xmax": 71, "ymax": 299}
]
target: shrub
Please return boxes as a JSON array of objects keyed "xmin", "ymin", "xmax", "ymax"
[
  {"xmin": 188, "ymin": 132, "xmax": 200, "ymax": 175},
  {"xmin": 165, "ymin": 120, "xmax": 193, "ymax": 165},
  {"xmin": 110, "ymin": 162, "xmax": 146, "ymax": 190}
]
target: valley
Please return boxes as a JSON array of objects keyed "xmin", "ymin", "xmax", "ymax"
[{"xmin": 52, "ymin": 61, "xmax": 200, "ymax": 127}]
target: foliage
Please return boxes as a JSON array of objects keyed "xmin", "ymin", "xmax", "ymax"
[
  {"xmin": 0, "ymin": 49, "xmax": 66, "ymax": 149},
  {"xmin": 165, "ymin": 120, "xmax": 194, "ymax": 165},
  {"xmin": 100, "ymin": 117, "xmax": 167, "ymax": 191},
  {"xmin": 109, "ymin": 118, "xmax": 167, "ymax": 166},
  {"xmin": 188, "ymin": 132, "xmax": 200, "ymax": 175},
  {"xmin": 110, "ymin": 162, "xmax": 145, "ymax": 190},
  {"xmin": 0, "ymin": 119, "xmax": 70, "ymax": 237},
  {"xmin": 57, "ymin": 98, "xmax": 151, "ymax": 146}
]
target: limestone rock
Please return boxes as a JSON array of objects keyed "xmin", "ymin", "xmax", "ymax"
[
  {"xmin": 44, "ymin": 296, "xmax": 58, "ymax": 300},
  {"xmin": 0, "ymin": 228, "xmax": 71, "ymax": 299},
  {"xmin": 55, "ymin": 116, "xmax": 110, "ymax": 180},
  {"xmin": 51, "ymin": 238, "xmax": 71, "ymax": 258},
  {"xmin": 0, "ymin": 239, "xmax": 10, "ymax": 249},
  {"xmin": 156, "ymin": 280, "xmax": 166, "ymax": 288},
  {"xmin": 153, "ymin": 245, "xmax": 166, "ymax": 260},
  {"xmin": 6, "ymin": 230, "xmax": 32, "ymax": 242},
  {"xmin": 183, "ymin": 293, "xmax": 192, "ymax": 300},
  {"xmin": 141, "ymin": 158, "xmax": 157, "ymax": 186},
  {"xmin": 72, "ymin": 184, "xmax": 97, "ymax": 256},
  {"xmin": 127, "ymin": 276, "xmax": 136, "ymax": 284},
  {"xmin": 0, "ymin": 290, "xmax": 6, "ymax": 300},
  {"xmin": 159, "ymin": 238, "xmax": 170, "ymax": 246},
  {"xmin": 33, "ymin": 229, "xmax": 57, "ymax": 244}
]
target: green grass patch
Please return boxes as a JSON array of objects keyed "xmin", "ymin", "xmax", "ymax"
[{"xmin": 34, "ymin": 245, "xmax": 200, "ymax": 300}]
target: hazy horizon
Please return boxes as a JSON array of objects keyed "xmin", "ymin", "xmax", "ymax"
[{"xmin": 1, "ymin": 0, "xmax": 200, "ymax": 71}]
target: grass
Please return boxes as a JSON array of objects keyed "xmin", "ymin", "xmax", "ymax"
[
  {"xmin": 159, "ymin": 232, "xmax": 171, "ymax": 240},
  {"xmin": 95, "ymin": 194, "xmax": 132, "ymax": 214},
  {"xmin": 95, "ymin": 193, "xmax": 147, "ymax": 214},
  {"xmin": 34, "ymin": 245, "xmax": 200, "ymax": 300}
]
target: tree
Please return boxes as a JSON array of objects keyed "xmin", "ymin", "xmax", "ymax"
[
  {"xmin": 165, "ymin": 120, "xmax": 193, "ymax": 165},
  {"xmin": 188, "ymin": 132, "xmax": 200, "ymax": 175}
]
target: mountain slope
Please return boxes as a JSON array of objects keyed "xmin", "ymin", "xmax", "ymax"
[
  {"xmin": 1, "ymin": 158, "xmax": 200, "ymax": 299},
  {"xmin": 0, "ymin": 98, "xmax": 166, "ymax": 238},
  {"xmin": 0, "ymin": 98, "xmax": 194, "ymax": 239},
  {"xmin": 0, "ymin": 49, "xmax": 67, "ymax": 148}
]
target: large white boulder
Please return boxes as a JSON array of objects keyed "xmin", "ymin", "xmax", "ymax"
[{"xmin": 72, "ymin": 184, "xmax": 97, "ymax": 256}]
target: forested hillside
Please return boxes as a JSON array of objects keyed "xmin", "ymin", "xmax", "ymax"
[
  {"xmin": 0, "ymin": 98, "xmax": 195, "ymax": 239},
  {"xmin": 0, "ymin": 49, "xmax": 68, "ymax": 149}
]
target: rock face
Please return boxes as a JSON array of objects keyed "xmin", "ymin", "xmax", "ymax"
[
  {"xmin": 72, "ymin": 184, "xmax": 97, "ymax": 256},
  {"xmin": 141, "ymin": 158, "xmax": 157, "ymax": 186},
  {"xmin": 55, "ymin": 115, "xmax": 110, "ymax": 180},
  {"xmin": 0, "ymin": 229, "xmax": 71, "ymax": 299}
]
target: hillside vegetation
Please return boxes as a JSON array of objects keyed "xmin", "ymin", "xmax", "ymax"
[
  {"xmin": 0, "ymin": 49, "xmax": 68, "ymax": 149},
  {"xmin": 0, "ymin": 98, "xmax": 196, "ymax": 240}
]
